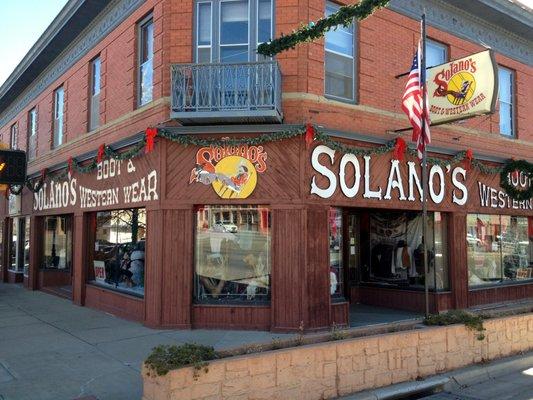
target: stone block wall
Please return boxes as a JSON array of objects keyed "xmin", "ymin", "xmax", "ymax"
[{"xmin": 142, "ymin": 314, "xmax": 533, "ymax": 400}]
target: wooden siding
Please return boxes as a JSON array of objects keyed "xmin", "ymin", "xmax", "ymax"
[
  {"xmin": 331, "ymin": 302, "xmax": 349, "ymax": 327},
  {"xmin": 468, "ymin": 284, "xmax": 533, "ymax": 307},
  {"xmin": 192, "ymin": 305, "xmax": 271, "ymax": 330},
  {"xmin": 85, "ymin": 284, "xmax": 145, "ymax": 323}
]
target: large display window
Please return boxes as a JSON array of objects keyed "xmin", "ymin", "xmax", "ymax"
[
  {"xmin": 9, "ymin": 218, "xmax": 24, "ymax": 273},
  {"xmin": 23, "ymin": 217, "xmax": 30, "ymax": 277},
  {"xmin": 194, "ymin": 205, "xmax": 271, "ymax": 304},
  {"xmin": 467, "ymin": 214, "xmax": 532, "ymax": 286},
  {"xmin": 89, "ymin": 208, "xmax": 146, "ymax": 297},
  {"xmin": 360, "ymin": 211, "xmax": 448, "ymax": 290},
  {"xmin": 42, "ymin": 215, "xmax": 72, "ymax": 270}
]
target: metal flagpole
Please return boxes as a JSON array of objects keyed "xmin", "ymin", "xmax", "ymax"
[{"xmin": 420, "ymin": 14, "xmax": 430, "ymax": 319}]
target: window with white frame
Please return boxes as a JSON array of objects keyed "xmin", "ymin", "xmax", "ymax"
[
  {"xmin": 498, "ymin": 66, "xmax": 514, "ymax": 137},
  {"xmin": 325, "ymin": 1, "xmax": 355, "ymax": 102},
  {"xmin": 10, "ymin": 123, "xmax": 17, "ymax": 149},
  {"xmin": 425, "ymin": 40, "xmax": 447, "ymax": 69},
  {"xmin": 195, "ymin": 0, "xmax": 273, "ymax": 63},
  {"xmin": 89, "ymin": 56, "xmax": 101, "ymax": 130},
  {"xmin": 53, "ymin": 86, "xmax": 64, "ymax": 148},
  {"xmin": 27, "ymin": 108, "xmax": 37, "ymax": 160},
  {"xmin": 138, "ymin": 15, "xmax": 154, "ymax": 107}
]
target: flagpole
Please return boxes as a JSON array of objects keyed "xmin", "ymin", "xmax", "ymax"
[{"xmin": 420, "ymin": 14, "xmax": 430, "ymax": 319}]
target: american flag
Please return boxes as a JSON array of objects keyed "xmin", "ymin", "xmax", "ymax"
[{"xmin": 401, "ymin": 42, "xmax": 431, "ymax": 159}]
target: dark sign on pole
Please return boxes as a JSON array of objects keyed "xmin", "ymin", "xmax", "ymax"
[{"xmin": 0, "ymin": 150, "xmax": 27, "ymax": 185}]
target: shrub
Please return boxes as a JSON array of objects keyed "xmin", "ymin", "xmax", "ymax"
[
  {"xmin": 145, "ymin": 343, "xmax": 218, "ymax": 376},
  {"xmin": 424, "ymin": 310, "xmax": 486, "ymax": 340}
]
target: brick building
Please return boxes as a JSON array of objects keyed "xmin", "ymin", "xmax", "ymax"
[{"xmin": 0, "ymin": 0, "xmax": 531, "ymax": 331}]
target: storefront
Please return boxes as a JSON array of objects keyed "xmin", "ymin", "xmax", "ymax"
[{"xmin": 1, "ymin": 129, "xmax": 531, "ymax": 331}]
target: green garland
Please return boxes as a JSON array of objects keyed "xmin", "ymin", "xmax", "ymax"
[
  {"xmin": 257, "ymin": 0, "xmax": 390, "ymax": 57},
  {"xmin": 500, "ymin": 160, "xmax": 533, "ymax": 202},
  {"xmin": 157, "ymin": 127, "xmax": 305, "ymax": 147}
]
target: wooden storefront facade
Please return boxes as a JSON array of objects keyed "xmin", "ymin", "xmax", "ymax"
[{"xmin": 1, "ymin": 130, "xmax": 531, "ymax": 331}]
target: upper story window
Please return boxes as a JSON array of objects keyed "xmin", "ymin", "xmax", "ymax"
[
  {"xmin": 195, "ymin": 0, "xmax": 273, "ymax": 63},
  {"xmin": 10, "ymin": 123, "xmax": 18, "ymax": 149},
  {"xmin": 425, "ymin": 40, "xmax": 447, "ymax": 68},
  {"xmin": 324, "ymin": 1, "xmax": 355, "ymax": 102},
  {"xmin": 138, "ymin": 16, "xmax": 154, "ymax": 107},
  {"xmin": 27, "ymin": 108, "xmax": 37, "ymax": 160},
  {"xmin": 498, "ymin": 66, "xmax": 514, "ymax": 137},
  {"xmin": 53, "ymin": 86, "xmax": 64, "ymax": 148},
  {"xmin": 89, "ymin": 57, "xmax": 101, "ymax": 131}
]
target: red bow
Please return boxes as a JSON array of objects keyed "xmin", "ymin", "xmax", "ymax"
[
  {"xmin": 145, "ymin": 127, "xmax": 158, "ymax": 154},
  {"xmin": 40, "ymin": 168, "xmax": 47, "ymax": 182},
  {"xmin": 67, "ymin": 157, "xmax": 73, "ymax": 175},
  {"xmin": 393, "ymin": 137, "xmax": 407, "ymax": 161},
  {"xmin": 305, "ymin": 124, "xmax": 315, "ymax": 148},
  {"xmin": 97, "ymin": 144, "xmax": 105, "ymax": 163},
  {"xmin": 464, "ymin": 149, "xmax": 474, "ymax": 170}
]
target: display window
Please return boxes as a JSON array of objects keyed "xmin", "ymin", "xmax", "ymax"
[
  {"xmin": 194, "ymin": 205, "xmax": 271, "ymax": 304},
  {"xmin": 42, "ymin": 215, "xmax": 72, "ymax": 270},
  {"xmin": 89, "ymin": 208, "xmax": 146, "ymax": 297},
  {"xmin": 9, "ymin": 217, "xmax": 29, "ymax": 274},
  {"xmin": 360, "ymin": 211, "xmax": 448, "ymax": 290},
  {"xmin": 329, "ymin": 208, "xmax": 344, "ymax": 299},
  {"xmin": 467, "ymin": 214, "xmax": 532, "ymax": 286},
  {"xmin": 23, "ymin": 217, "xmax": 30, "ymax": 277}
]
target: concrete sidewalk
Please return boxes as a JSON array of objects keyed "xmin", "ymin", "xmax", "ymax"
[{"xmin": 0, "ymin": 283, "xmax": 294, "ymax": 400}]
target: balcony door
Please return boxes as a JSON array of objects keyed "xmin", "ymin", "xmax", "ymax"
[
  {"xmin": 196, "ymin": 0, "xmax": 272, "ymax": 64},
  {"xmin": 194, "ymin": 0, "xmax": 273, "ymax": 110}
]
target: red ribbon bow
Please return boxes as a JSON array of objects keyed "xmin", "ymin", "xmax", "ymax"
[
  {"xmin": 393, "ymin": 137, "xmax": 407, "ymax": 161},
  {"xmin": 305, "ymin": 124, "xmax": 315, "ymax": 148},
  {"xmin": 67, "ymin": 157, "xmax": 73, "ymax": 175},
  {"xmin": 40, "ymin": 168, "xmax": 47, "ymax": 181},
  {"xmin": 97, "ymin": 144, "xmax": 105, "ymax": 163},
  {"xmin": 145, "ymin": 127, "xmax": 158, "ymax": 154},
  {"xmin": 464, "ymin": 149, "xmax": 474, "ymax": 170}
]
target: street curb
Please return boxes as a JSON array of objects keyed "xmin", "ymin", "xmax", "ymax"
[{"xmin": 336, "ymin": 351, "xmax": 533, "ymax": 400}]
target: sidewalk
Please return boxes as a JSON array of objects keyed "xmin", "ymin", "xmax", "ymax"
[{"xmin": 0, "ymin": 283, "xmax": 294, "ymax": 400}]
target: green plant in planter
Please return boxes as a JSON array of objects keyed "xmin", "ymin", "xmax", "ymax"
[
  {"xmin": 145, "ymin": 343, "xmax": 218, "ymax": 377},
  {"xmin": 424, "ymin": 310, "xmax": 486, "ymax": 341}
]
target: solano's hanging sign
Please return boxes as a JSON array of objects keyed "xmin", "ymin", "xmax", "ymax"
[{"xmin": 427, "ymin": 50, "xmax": 498, "ymax": 125}]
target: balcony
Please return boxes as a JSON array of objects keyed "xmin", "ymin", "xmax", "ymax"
[{"xmin": 170, "ymin": 61, "xmax": 282, "ymax": 124}]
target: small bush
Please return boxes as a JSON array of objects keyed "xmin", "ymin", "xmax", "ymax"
[
  {"xmin": 424, "ymin": 310, "xmax": 486, "ymax": 340},
  {"xmin": 145, "ymin": 343, "xmax": 218, "ymax": 376},
  {"xmin": 330, "ymin": 323, "xmax": 348, "ymax": 341}
]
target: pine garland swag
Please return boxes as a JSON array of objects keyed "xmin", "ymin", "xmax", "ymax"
[
  {"xmin": 257, "ymin": 0, "xmax": 390, "ymax": 57},
  {"xmin": 500, "ymin": 159, "xmax": 533, "ymax": 202},
  {"xmin": 7, "ymin": 125, "xmax": 532, "ymax": 201}
]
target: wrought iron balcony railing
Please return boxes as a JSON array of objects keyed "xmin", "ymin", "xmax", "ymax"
[{"xmin": 170, "ymin": 61, "xmax": 282, "ymax": 124}]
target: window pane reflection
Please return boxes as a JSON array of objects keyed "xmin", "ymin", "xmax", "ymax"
[
  {"xmin": 195, "ymin": 205, "xmax": 271, "ymax": 304},
  {"xmin": 91, "ymin": 209, "xmax": 146, "ymax": 297}
]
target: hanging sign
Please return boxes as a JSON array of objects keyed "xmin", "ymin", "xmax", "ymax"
[
  {"xmin": 427, "ymin": 50, "xmax": 498, "ymax": 125},
  {"xmin": 190, "ymin": 144, "xmax": 267, "ymax": 199}
]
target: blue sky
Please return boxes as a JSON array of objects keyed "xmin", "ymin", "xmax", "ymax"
[
  {"xmin": 0, "ymin": 0, "xmax": 532, "ymax": 87},
  {"xmin": 0, "ymin": 0, "xmax": 68, "ymax": 86}
]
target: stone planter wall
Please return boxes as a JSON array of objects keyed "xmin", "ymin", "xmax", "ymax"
[{"xmin": 142, "ymin": 314, "xmax": 533, "ymax": 400}]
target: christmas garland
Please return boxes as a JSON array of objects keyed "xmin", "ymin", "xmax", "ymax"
[
  {"xmin": 8, "ymin": 125, "xmax": 532, "ymax": 202},
  {"xmin": 500, "ymin": 160, "xmax": 533, "ymax": 202},
  {"xmin": 257, "ymin": 0, "xmax": 390, "ymax": 57}
]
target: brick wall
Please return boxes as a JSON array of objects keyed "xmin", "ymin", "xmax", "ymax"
[{"xmin": 142, "ymin": 313, "xmax": 533, "ymax": 400}]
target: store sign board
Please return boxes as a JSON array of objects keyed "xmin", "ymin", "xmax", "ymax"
[
  {"xmin": 33, "ymin": 159, "xmax": 159, "ymax": 211},
  {"xmin": 190, "ymin": 144, "xmax": 267, "ymax": 199},
  {"xmin": 309, "ymin": 145, "xmax": 532, "ymax": 211},
  {"xmin": 427, "ymin": 50, "xmax": 498, "ymax": 125}
]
